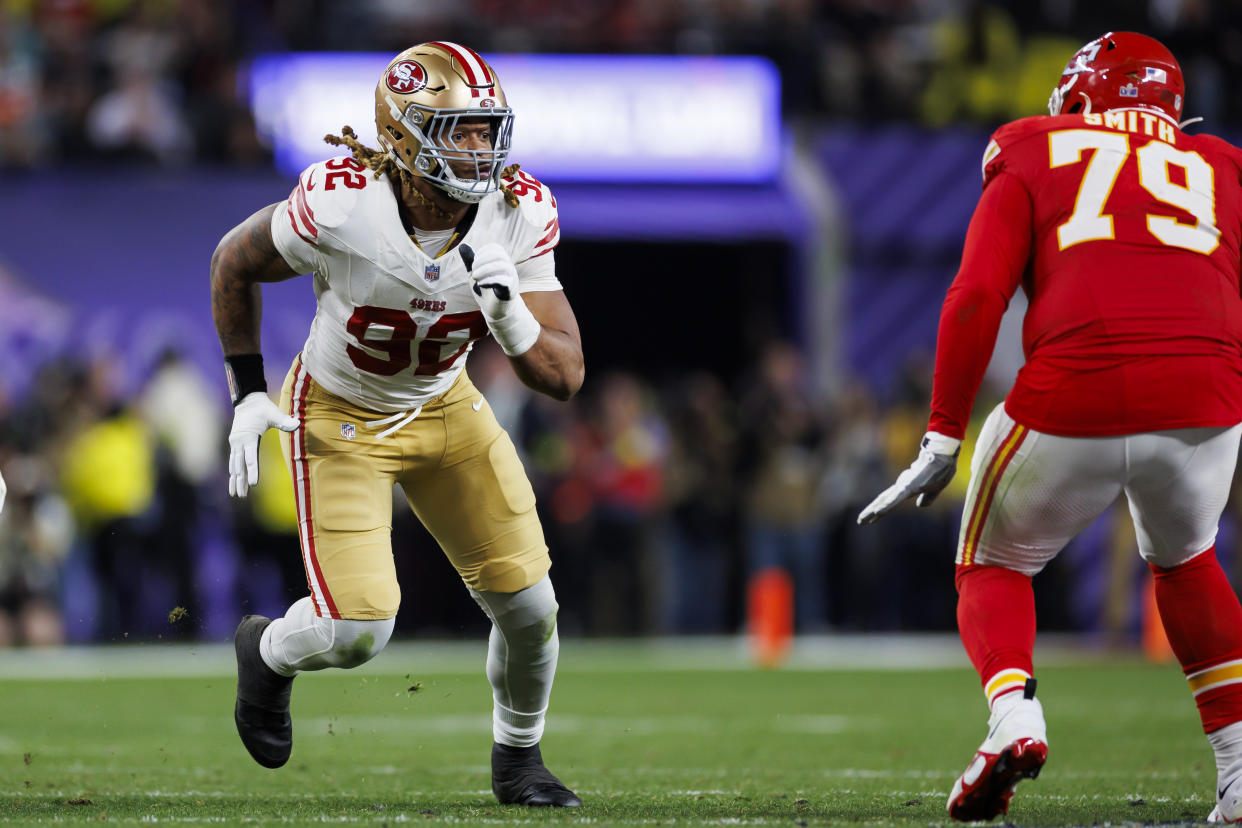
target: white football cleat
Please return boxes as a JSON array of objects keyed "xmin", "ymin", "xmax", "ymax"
[
  {"xmin": 947, "ymin": 681, "xmax": 1048, "ymax": 822},
  {"xmin": 1209, "ymin": 770, "xmax": 1242, "ymax": 822}
]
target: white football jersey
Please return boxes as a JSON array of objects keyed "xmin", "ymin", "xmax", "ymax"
[{"xmin": 271, "ymin": 156, "xmax": 562, "ymax": 412}]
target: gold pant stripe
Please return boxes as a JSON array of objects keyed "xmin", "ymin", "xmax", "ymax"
[
  {"xmin": 289, "ymin": 358, "xmax": 340, "ymax": 619},
  {"xmin": 1188, "ymin": 662, "xmax": 1242, "ymax": 693},
  {"xmin": 960, "ymin": 424, "xmax": 1028, "ymax": 565}
]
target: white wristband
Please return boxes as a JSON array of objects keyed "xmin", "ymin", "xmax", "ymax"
[
  {"xmin": 489, "ymin": 299, "xmax": 542, "ymax": 356},
  {"xmin": 921, "ymin": 431, "xmax": 962, "ymax": 456}
]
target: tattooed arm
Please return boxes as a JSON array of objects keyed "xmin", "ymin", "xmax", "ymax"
[
  {"xmin": 212, "ymin": 203, "xmax": 304, "ymax": 498},
  {"xmin": 210, "ymin": 203, "xmax": 303, "ymax": 356}
]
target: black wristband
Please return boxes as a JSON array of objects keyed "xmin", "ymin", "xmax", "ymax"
[{"xmin": 224, "ymin": 354, "xmax": 267, "ymax": 406}]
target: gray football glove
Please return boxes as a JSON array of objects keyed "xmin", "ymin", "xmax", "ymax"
[{"xmin": 857, "ymin": 431, "xmax": 961, "ymax": 525}]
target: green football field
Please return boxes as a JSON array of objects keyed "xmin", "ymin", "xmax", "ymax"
[{"xmin": 0, "ymin": 636, "xmax": 1220, "ymax": 825}]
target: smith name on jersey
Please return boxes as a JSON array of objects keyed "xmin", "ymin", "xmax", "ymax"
[
  {"xmin": 271, "ymin": 156, "xmax": 562, "ymax": 413},
  {"xmin": 930, "ymin": 110, "xmax": 1242, "ymax": 439}
]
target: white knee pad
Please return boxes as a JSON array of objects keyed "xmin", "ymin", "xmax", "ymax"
[
  {"xmin": 473, "ymin": 575, "xmax": 559, "ymax": 641},
  {"xmin": 471, "ymin": 575, "xmax": 560, "ymax": 746},
  {"xmin": 260, "ymin": 596, "xmax": 395, "ymax": 676}
]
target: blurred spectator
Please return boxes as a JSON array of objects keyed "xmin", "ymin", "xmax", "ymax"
[
  {"xmin": 513, "ymin": 389, "xmax": 589, "ymax": 633},
  {"xmin": 866, "ymin": 353, "xmax": 959, "ymax": 630},
  {"xmin": 737, "ymin": 340, "xmax": 831, "ymax": 632},
  {"xmin": 59, "ymin": 388, "xmax": 155, "ymax": 641},
  {"xmin": 232, "ymin": 430, "xmax": 303, "ymax": 619},
  {"xmin": 918, "ymin": 1, "xmax": 1025, "ymax": 127},
  {"xmin": 572, "ymin": 372, "xmax": 668, "ymax": 635},
  {"xmin": 818, "ymin": 378, "xmax": 887, "ymax": 629},
  {"xmin": 86, "ymin": 1, "xmax": 192, "ymax": 162},
  {"xmin": 138, "ymin": 347, "xmax": 222, "ymax": 636},
  {"xmin": 0, "ymin": 8, "xmax": 45, "ymax": 167},
  {"xmin": 0, "ymin": 453, "xmax": 72, "ymax": 646},
  {"xmin": 85, "ymin": 65, "xmax": 192, "ymax": 163},
  {"xmin": 717, "ymin": 0, "xmax": 831, "ymax": 119},
  {"xmin": 820, "ymin": 378, "xmax": 886, "ymax": 526},
  {"xmin": 659, "ymin": 372, "xmax": 739, "ymax": 634}
]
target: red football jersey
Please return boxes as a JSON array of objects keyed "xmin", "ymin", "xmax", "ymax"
[{"xmin": 929, "ymin": 110, "xmax": 1242, "ymax": 439}]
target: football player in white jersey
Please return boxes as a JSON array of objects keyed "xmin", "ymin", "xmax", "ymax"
[{"xmin": 209, "ymin": 42, "xmax": 584, "ymax": 807}]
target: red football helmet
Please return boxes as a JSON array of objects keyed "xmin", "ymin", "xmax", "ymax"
[{"xmin": 1048, "ymin": 31, "xmax": 1184, "ymax": 122}]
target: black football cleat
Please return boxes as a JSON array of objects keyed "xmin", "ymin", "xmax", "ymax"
[
  {"xmin": 491, "ymin": 742, "xmax": 582, "ymax": 807},
  {"xmin": 233, "ymin": 615, "xmax": 294, "ymax": 769}
]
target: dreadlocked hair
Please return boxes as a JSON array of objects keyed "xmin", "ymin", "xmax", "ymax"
[
  {"xmin": 324, "ymin": 125, "xmax": 404, "ymax": 181},
  {"xmin": 498, "ymin": 163, "xmax": 521, "ymax": 209},
  {"xmin": 324, "ymin": 126, "xmax": 524, "ymax": 214}
]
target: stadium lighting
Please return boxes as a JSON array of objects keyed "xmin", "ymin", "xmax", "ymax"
[{"xmin": 247, "ymin": 52, "xmax": 782, "ymax": 183}]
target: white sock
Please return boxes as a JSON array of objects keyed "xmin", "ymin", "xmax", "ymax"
[
  {"xmin": 260, "ymin": 596, "xmax": 395, "ymax": 677},
  {"xmin": 470, "ymin": 576, "xmax": 560, "ymax": 747},
  {"xmin": 1209, "ymin": 721, "xmax": 1242, "ymax": 786}
]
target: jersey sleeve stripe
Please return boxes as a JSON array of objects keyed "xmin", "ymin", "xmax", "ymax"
[
  {"xmin": 292, "ymin": 186, "xmax": 318, "ymax": 244},
  {"xmin": 286, "ymin": 196, "xmax": 316, "ymax": 247},
  {"xmin": 534, "ymin": 217, "xmax": 560, "ymax": 249},
  {"xmin": 297, "ymin": 177, "xmax": 318, "ymax": 221}
]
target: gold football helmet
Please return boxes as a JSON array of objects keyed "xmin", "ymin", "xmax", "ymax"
[{"xmin": 374, "ymin": 41, "xmax": 514, "ymax": 204}]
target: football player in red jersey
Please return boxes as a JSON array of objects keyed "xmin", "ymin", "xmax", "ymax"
[
  {"xmin": 210, "ymin": 42, "xmax": 583, "ymax": 806},
  {"xmin": 858, "ymin": 32, "xmax": 1242, "ymax": 822}
]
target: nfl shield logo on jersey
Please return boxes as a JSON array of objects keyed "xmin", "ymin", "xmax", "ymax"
[
  {"xmin": 425, "ymin": 263, "xmax": 440, "ymax": 282},
  {"xmin": 340, "ymin": 422, "xmax": 355, "ymax": 440}
]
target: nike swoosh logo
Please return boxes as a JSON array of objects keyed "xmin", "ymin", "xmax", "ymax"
[
  {"xmin": 1220, "ymin": 776, "xmax": 1237, "ymax": 801},
  {"xmin": 987, "ymin": 712, "xmax": 1007, "ymax": 741},
  {"xmin": 472, "ymin": 398, "xmax": 483, "ymax": 411},
  {"xmin": 304, "ymin": 178, "xmax": 315, "ymax": 191}
]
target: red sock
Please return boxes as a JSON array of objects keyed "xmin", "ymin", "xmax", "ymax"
[
  {"xmin": 956, "ymin": 564, "xmax": 1036, "ymax": 706},
  {"xmin": 1151, "ymin": 547, "xmax": 1242, "ymax": 733}
]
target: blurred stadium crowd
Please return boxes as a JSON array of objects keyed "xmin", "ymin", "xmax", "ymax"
[
  {"xmin": 8, "ymin": 332, "xmax": 1237, "ymax": 647},
  {"xmin": 1, "ymin": 0, "xmax": 1240, "ymax": 169},
  {"xmin": 0, "ymin": 334, "xmax": 913, "ymax": 644},
  {"xmin": 3, "ymin": 0, "xmax": 1242, "ymax": 645}
]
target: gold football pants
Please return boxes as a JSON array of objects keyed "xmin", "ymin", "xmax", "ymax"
[{"xmin": 277, "ymin": 356, "xmax": 550, "ymax": 619}]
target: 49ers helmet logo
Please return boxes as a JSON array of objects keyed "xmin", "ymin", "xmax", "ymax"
[{"xmin": 386, "ymin": 60, "xmax": 428, "ymax": 94}]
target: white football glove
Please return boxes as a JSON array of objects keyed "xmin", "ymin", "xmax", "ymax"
[
  {"xmin": 0, "ymin": 467, "xmax": 6, "ymax": 515},
  {"xmin": 460, "ymin": 242, "xmax": 541, "ymax": 356},
  {"xmin": 857, "ymin": 431, "xmax": 961, "ymax": 525},
  {"xmin": 228, "ymin": 392, "xmax": 299, "ymax": 498}
]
